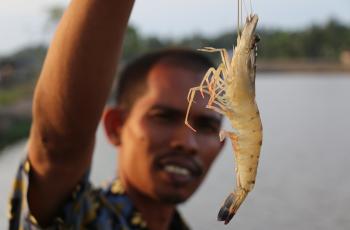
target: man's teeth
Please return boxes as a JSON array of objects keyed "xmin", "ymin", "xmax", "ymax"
[{"xmin": 164, "ymin": 165, "xmax": 190, "ymax": 176}]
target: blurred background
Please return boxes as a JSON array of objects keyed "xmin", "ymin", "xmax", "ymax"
[{"xmin": 1, "ymin": 0, "xmax": 350, "ymax": 229}]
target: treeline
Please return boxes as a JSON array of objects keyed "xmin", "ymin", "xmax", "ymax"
[
  {"xmin": 122, "ymin": 19, "xmax": 350, "ymax": 61},
  {"xmin": 259, "ymin": 20, "xmax": 350, "ymax": 60},
  {"xmin": 1, "ymin": 18, "xmax": 349, "ymax": 150},
  {"xmin": 0, "ymin": 46, "xmax": 45, "ymax": 150}
]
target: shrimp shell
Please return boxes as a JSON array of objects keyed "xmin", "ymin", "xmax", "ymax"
[{"xmin": 185, "ymin": 14, "xmax": 262, "ymax": 224}]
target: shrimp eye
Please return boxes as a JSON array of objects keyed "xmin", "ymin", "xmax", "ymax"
[
  {"xmin": 254, "ymin": 34, "xmax": 261, "ymax": 43},
  {"xmin": 251, "ymin": 34, "xmax": 261, "ymax": 50}
]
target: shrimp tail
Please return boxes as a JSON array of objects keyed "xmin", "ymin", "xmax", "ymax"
[{"xmin": 217, "ymin": 189, "xmax": 248, "ymax": 224}]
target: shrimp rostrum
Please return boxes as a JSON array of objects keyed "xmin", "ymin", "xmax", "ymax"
[{"xmin": 185, "ymin": 14, "xmax": 262, "ymax": 224}]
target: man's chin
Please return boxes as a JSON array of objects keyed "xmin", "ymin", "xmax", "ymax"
[
  {"xmin": 154, "ymin": 186, "xmax": 198, "ymax": 205},
  {"xmin": 157, "ymin": 193, "xmax": 189, "ymax": 205},
  {"xmin": 153, "ymin": 171, "xmax": 203, "ymax": 204}
]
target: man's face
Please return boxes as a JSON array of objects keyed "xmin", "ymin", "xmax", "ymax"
[{"xmin": 117, "ymin": 62, "xmax": 224, "ymax": 204}]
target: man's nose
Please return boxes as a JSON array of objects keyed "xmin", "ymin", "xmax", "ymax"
[{"xmin": 170, "ymin": 124, "xmax": 199, "ymax": 154}]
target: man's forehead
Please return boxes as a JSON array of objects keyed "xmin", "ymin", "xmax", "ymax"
[
  {"xmin": 138, "ymin": 62, "xmax": 223, "ymax": 117},
  {"xmin": 147, "ymin": 63, "xmax": 204, "ymax": 90}
]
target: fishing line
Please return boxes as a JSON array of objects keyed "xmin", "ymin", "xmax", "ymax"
[
  {"xmin": 242, "ymin": 0, "xmax": 249, "ymax": 19},
  {"xmin": 240, "ymin": 0, "xmax": 243, "ymax": 32},
  {"xmin": 250, "ymin": 0, "xmax": 253, "ymax": 14},
  {"xmin": 237, "ymin": 0, "xmax": 240, "ymax": 37}
]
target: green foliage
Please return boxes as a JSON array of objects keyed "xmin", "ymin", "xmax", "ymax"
[
  {"xmin": 121, "ymin": 19, "xmax": 350, "ymax": 61},
  {"xmin": 0, "ymin": 118, "xmax": 31, "ymax": 151},
  {"xmin": 0, "ymin": 83, "xmax": 34, "ymax": 106},
  {"xmin": 121, "ymin": 25, "xmax": 173, "ymax": 61},
  {"xmin": 122, "ymin": 26, "xmax": 143, "ymax": 60},
  {"xmin": 258, "ymin": 19, "xmax": 350, "ymax": 60},
  {"xmin": 37, "ymin": 4, "xmax": 350, "ymax": 62},
  {"xmin": 45, "ymin": 5, "xmax": 65, "ymax": 31}
]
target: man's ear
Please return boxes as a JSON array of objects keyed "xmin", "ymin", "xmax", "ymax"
[{"xmin": 103, "ymin": 107, "xmax": 126, "ymax": 146}]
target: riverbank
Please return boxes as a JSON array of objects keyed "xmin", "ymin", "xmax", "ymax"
[
  {"xmin": 258, "ymin": 59, "xmax": 350, "ymax": 73},
  {"xmin": 0, "ymin": 99, "xmax": 31, "ymax": 151}
]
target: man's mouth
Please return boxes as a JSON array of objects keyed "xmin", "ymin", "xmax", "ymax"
[
  {"xmin": 163, "ymin": 165, "xmax": 190, "ymax": 176},
  {"xmin": 156, "ymin": 154, "xmax": 203, "ymax": 185}
]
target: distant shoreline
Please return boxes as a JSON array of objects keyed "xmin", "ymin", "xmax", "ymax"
[
  {"xmin": 0, "ymin": 99, "xmax": 32, "ymax": 152},
  {"xmin": 0, "ymin": 67, "xmax": 349, "ymax": 152},
  {"xmin": 257, "ymin": 59, "xmax": 350, "ymax": 73}
]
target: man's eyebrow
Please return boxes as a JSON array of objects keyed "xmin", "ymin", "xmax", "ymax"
[
  {"xmin": 149, "ymin": 104, "xmax": 182, "ymax": 114},
  {"xmin": 149, "ymin": 104, "xmax": 222, "ymax": 122}
]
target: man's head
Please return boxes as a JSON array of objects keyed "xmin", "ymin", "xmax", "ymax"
[{"xmin": 104, "ymin": 48, "xmax": 225, "ymax": 204}]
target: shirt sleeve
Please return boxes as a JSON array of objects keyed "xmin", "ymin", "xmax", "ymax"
[{"xmin": 8, "ymin": 158, "xmax": 98, "ymax": 230}]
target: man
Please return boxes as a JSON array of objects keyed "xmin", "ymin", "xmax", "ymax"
[{"xmin": 8, "ymin": 0, "xmax": 224, "ymax": 229}]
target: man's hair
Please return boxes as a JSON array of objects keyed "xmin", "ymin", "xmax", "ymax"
[{"xmin": 114, "ymin": 48, "xmax": 214, "ymax": 110}]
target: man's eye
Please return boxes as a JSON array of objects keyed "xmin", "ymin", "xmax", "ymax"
[
  {"xmin": 194, "ymin": 120, "xmax": 220, "ymax": 134},
  {"xmin": 150, "ymin": 111, "xmax": 175, "ymax": 122}
]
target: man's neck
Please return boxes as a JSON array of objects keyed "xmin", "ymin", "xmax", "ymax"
[{"xmin": 122, "ymin": 181, "xmax": 176, "ymax": 230}]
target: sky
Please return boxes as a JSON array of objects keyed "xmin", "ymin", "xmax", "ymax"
[{"xmin": 0, "ymin": 0, "xmax": 349, "ymax": 55}]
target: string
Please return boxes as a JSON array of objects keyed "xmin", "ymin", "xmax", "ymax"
[
  {"xmin": 250, "ymin": 0, "xmax": 253, "ymax": 14},
  {"xmin": 242, "ymin": 0, "xmax": 250, "ymax": 17},
  {"xmin": 241, "ymin": 0, "xmax": 243, "ymax": 28},
  {"xmin": 237, "ymin": 0, "xmax": 241, "ymax": 38}
]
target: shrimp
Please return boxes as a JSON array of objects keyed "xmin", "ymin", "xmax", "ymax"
[{"xmin": 185, "ymin": 14, "xmax": 262, "ymax": 224}]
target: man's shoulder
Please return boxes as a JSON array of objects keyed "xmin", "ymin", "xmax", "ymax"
[{"xmin": 8, "ymin": 159, "xmax": 147, "ymax": 229}]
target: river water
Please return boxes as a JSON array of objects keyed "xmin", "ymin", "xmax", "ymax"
[{"xmin": 1, "ymin": 73, "xmax": 350, "ymax": 229}]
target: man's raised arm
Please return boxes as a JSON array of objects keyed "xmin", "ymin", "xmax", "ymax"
[{"xmin": 27, "ymin": 0, "xmax": 134, "ymax": 225}]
